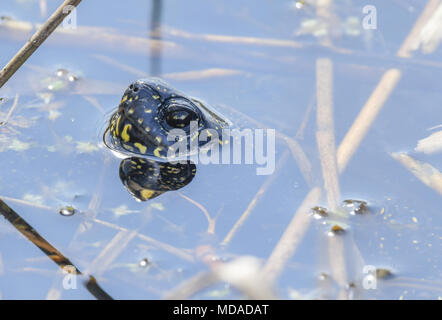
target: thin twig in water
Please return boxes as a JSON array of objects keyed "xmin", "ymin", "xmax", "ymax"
[
  {"xmin": 0, "ymin": 0, "xmax": 83, "ymax": 88},
  {"xmin": 0, "ymin": 94, "xmax": 19, "ymax": 126},
  {"xmin": 163, "ymin": 68, "xmax": 244, "ymax": 81},
  {"xmin": 92, "ymin": 218, "xmax": 195, "ymax": 263},
  {"xmin": 81, "ymin": 95, "xmax": 106, "ymax": 115},
  {"xmin": 0, "ymin": 199, "xmax": 112, "ymax": 300},
  {"xmin": 178, "ymin": 193, "xmax": 216, "ymax": 235},
  {"xmin": 221, "ymin": 150, "xmax": 290, "ymax": 246},
  {"xmin": 219, "ymin": 103, "xmax": 313, "ymax": 185},
  {"xmin": 0, "ymin": 195, "xmax": 53, "ymax": 211},
  {"xmin": 336, "ymin": 69, "xmax": 401, "ymax": 173},
  {"xmin": 295, "ymin": 92, "xmax": 316, "ymax": 140},
  {"xmin": 262, "ymin": 187, "xmax": 322, "ymax": 283},
  {"xmin": 163, "ymin": 26, "xmax": 304, "ymax": 49},
  {"xmin": 84, "ymin": 229, "xmax": 138, "ymax": 277},
  {"xmin": 283, "ymin": 137, "xmax": 314, "ymax": 186},
  {"xmin": 93, "ymin": 54, "xmax": 149, "ymax": 78}
]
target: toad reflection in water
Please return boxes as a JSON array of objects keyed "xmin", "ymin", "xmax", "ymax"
[{"xmin": 119, "ymin": 157, "xmax": 196, "ymax": 201}]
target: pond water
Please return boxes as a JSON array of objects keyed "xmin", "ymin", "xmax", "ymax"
[{"xmin": 0, "ymin": 0, "xmax": 441, "ymax": 299}]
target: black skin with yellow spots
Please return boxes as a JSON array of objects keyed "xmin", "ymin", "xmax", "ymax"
[
  {"xmin": 106, "ymin": 78, "xmax": 229, "ymax": 159},
  {"xmin": 119, "ymin": 157, "xmax": 196, "ymax": 201}
]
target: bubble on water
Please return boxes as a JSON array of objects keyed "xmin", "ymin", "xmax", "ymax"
[
  {"xmin": 318, "ymin": 272, "xmax": 328, "ymax": 281},
  {"xmin": 56, "ymin": 69, "xmax": 69, "ymax": 77},
  {"xmin": 59, "ymin": 205, "xmax": 76, "ymax": 216},
  {"xmin": 139, "ymin": 258, "xmax": 149, "ymax": 268},
  {"xmin": 68, "ymin": 75, "xmax": 78, "ymax": 82}
]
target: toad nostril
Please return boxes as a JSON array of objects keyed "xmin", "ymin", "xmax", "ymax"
[{"xmin": 129, "ymin": 84, "xmax": 134, "ymax": 90}]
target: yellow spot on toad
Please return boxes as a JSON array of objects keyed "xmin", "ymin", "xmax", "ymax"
[
  {"xmin": 115, "ymin": 116, "xmax": 121, "ymax": 136},
  {"xmin": 121, "ymin": 124, "xmax": 132, "ymax": 142},
  {"xmin": 140, "ymin": 189, "xmax": 156, "ymax": 200},
  {"xmin": 153, "ymin": 147, "xmax": 163, "ymax": 157},
  {"xmin": 134, "ymin": 142, "xmax": 147, "ymax": 154}
]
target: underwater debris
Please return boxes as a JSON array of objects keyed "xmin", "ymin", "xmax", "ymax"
[
  {"xmin": 376, "ymin": 268, "xmax": 394, "ymax": 280},
  {"xmin": 59, "ymin": 205, "xmax": 77, "ymax": 216},
  {"xmin": 328, "ymin": 224, "xmax": 345, "ymax": 236},
  {"xmin": 311, "ymin": 206, "xmax": 328, "ymax": 219},
  {"xmin": 342, "ymin": 199, "xmax": 368, "ymax": 215}
]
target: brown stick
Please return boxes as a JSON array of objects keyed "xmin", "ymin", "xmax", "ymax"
[
  {"xmin": 0, "ymin": 199, "xmax": 112, "ymax": 300},
  {"xmin": 0, "ymin": 0, "xmax": 82, "ymax": 88}
]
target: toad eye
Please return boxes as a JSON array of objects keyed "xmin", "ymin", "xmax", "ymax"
[{"xmin": 165, "ymin": 109, "xmax": 197, "ymax": 128}]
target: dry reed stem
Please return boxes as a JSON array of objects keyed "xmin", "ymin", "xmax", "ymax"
[
  {"xmin": 262, "ymin": 0, "xmax": 437, "ymax": 286},
  {"xmin": 316, "ymin": 58, "xmax": 341, "ymax": 211},
  {"xmin": 262, "ymin": 187, "xmax": 322, "ymax": 283},
  {"xmin": 221, "ymin": 150, "xmax": 290, "ymax": 246},
  {"xmin": 85, "ymin": 229, "xmax": 138, "ymax": 277},
  {"xmin": 0, "ymin": 195, "xmax": 53, "ymax": 211},
  {"xmin": 163, "ymin": 68, "xmax": 244, "ymax": 81},
  {"xmin": 81, "ymin": 95, "xmax": 106, "ymax": 114},
  {"xmin": 336, "ymin": 69, "xmax": 401, "ymax": 173},
  {"xmin": 0, "ymin": 94, "xmax": 19, "ymax": 126},
  {"xmin": 163, "ymin": 26, "xmax": 304, "ymax": 49},
  {"xmin": 178, "ymin": 193, "xmax": 216, "ymax": 235},
  {"xmin": 92, "ymin": 218, "xmax": 194, "ymax": 263},
  {"xmin": 315, "ymin": 58, "xmax": 348, "ymax": 298},
  {"xmin": 391, "ymin": 152, "xmax": 442, "ymax": 195},
  {"xmin": 283, "ymin": 137, "xmax": 314, "ymax": 186},
  {"xmin": 93, "ymin": 54, "xmax": 149, "ymax": 78},
  {"xmin": 218, "ymin": 103, "xmax": 313, "ymax": 186},
  {"xmin": 397, "ymin": 0, "xmax": 442, "ymax": 58},
  {"xmin": 338, "ymin": 0, "xmax": 442, "ymax": 173},
  {"xmin": 94, "ymin": 54, "xmax": 244, "ymax": 81},
  {"xmin": 164, "ymin": 271, "xmax": 219, "ymax": 299}
]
